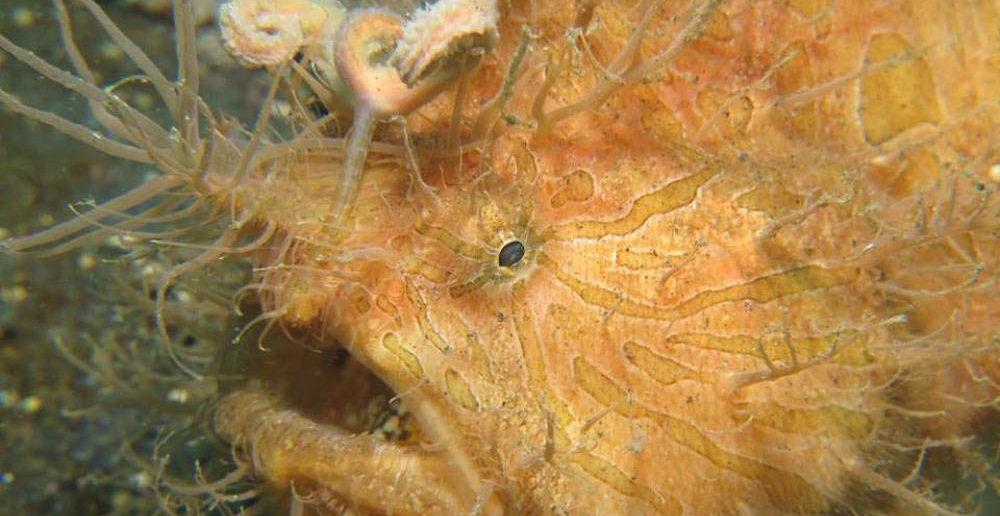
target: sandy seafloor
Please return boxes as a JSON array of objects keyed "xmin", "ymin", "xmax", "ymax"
[
  {"xmin": 1, "ymin": 1, "xmax": 999, "ymax": 515},
  {"xmin": 0, "ymin": 0, "xmax": 269, "ymax": 512}
]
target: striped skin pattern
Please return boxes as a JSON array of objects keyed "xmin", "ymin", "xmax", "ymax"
[{"xmin": 216, "ymin": 1, "xmax": 1000, "ymax": 514}]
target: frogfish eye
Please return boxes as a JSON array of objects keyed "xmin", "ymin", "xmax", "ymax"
[{"xmin": 498, "ymin": 240, "xmax": 526, "ymax": 267}]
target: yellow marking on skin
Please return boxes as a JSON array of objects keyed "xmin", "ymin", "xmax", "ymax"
[
  {"xmin": 445, "ymin": 368, "xmax": 480, "ymax": 411},
  {"xmin": 543, "ymin": 259, "xmax": 856, "ymax": 321},
  {"xmin": 788, "ymin": 0, "xmax": 829, "ymax": 17},
  {"xmin": 512, "ymin": 283, "xmax": 548, "ymax": 385},
  {"xmin": 448, "ymin": 272, "xmax": 490, "ymax": 298},
  {"xmin": 868, "ymin": 147, "xmax": 942, "ymax": 198},
  {"xmin": 547, "ymin": 303, "xmax": 592, "ymax": 349},
  {"xmin": 860, "ymin": 32, "xmax": 942, "ymax": 144},
  {"xmin": 406, "ymin": 279, "xmax": 451, "ymax": 352},
  {"xmin": 667, "ymin": 331, "xmax": 871, "ymax": 367},
  {"xmin": 510, "ymin": 138, "xmax": 539, "ymax": 183},
  {"xmin": 375, "ymin": 296, "xmax": 403, "ymax": 326},
  {"xmin": 735, "ymin": 183, "xmax": 806, "ymax": 218},
  {"xmin": 475, "ymin": 192, "xmax": 515, "ymax": 242},
  {"xmin": 669, "ymin": 266, "xmax": 858, "ymax": 319},
  {"xmin": 463, "ymin": 330, "xmax": 495, "ymax": 382},
  {"xmin": 573, "ymin": 357, "xmax": 827, "ymax": 511},
  {"xmin": 545, "ymin": 167, "xmax": 716, "ymax": 240},
  {"xmin": 623, "ymin": 341, "xmax": 697, "ymax": 386},
  {"xmin": 393, "ymin": 235, "xmax": 449, "ymax": 283},
  {"xmin": 615, "ymin": 247, "xmax": 686, "ymax": 270},
  {"xmin": 771, "ymin": 41, "xmax": 818, "ymax": 139},
  {"xmin": 381, "ymin": 332, "xmax": 424, "ymax": 378},
  {"xmin": 702, "ymin": 8, "xmax": 734, "ymax": 41},
  {"xmin": 415, "ymin": 222, "xmax": 487, "ymax": 260},
  {"xmin": 696, "ymin": 87, "xmax": 753, "ymax": 138},
  {"xmin": 569, "ymin": 453, "xmax": 680, "ymax": 514},
  {"xmin": 347, "ymin": 286, "xmax": 371, "ymax": 313},
  {"xmin": 637, "ymin": 85, "xmax": 686, "ymax": 142},
  {"xmin": 574, "ymin": 356, "xmax": 657, "ymax": 420},
  {"xmin": 550, "ymin": 169, "xmax": 595, "ymax": 208},
  {"xmin": 750, "ymin": 404, "xmax": 874, "ymax": 440},
  {"xmin": 539, "ymin": 252, "xmax": 669, "ymax": 319},
  {"xmin": 403, "ymin": 257, "xmax": 450, "ymax": 283},
  {"xmin": 512, "ymin": 282, "xmax": 575, "ymax": 428}
]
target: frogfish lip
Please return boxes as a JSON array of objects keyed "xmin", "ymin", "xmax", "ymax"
[{"xmin": 214, "ymin": 313, "xmax": 498, "ymax": 514}]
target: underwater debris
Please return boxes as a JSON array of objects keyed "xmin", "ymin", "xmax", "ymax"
[
  {"xmin": 391, "ymin": 0, "xmax": 500, "ymax": 87},
  {"xmin": 218, "ymin": 0, "xmax": 344, "ymax": 67}
]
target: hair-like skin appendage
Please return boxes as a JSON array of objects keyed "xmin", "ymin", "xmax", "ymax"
[{"xmin": 328, "ymin": 5, "xmax": 494, "ymax": 226}]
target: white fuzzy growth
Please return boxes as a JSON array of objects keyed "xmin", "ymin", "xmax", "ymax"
[
  {"xmin": 391, "ymin": 0, "xmax": 499, "ymax": 86},
  {"xmin": 218, "ymin": 0, "xmax": 344, "ymax": 67}
]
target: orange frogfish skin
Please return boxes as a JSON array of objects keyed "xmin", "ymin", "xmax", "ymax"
[{"xmin": 207, "ymin": 0, "xmax": 1000, "ymax": 514}]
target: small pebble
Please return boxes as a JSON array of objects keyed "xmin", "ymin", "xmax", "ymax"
[
  {"xmin": 0, "ymin": 390, "xmax": 20, "ymax": 409},
  {"xmin": 78, "ymin": 253, "xmax": 97, "ymax": 270},
  {"xmin": 989, "ymin": 163, "xmax": 1000, "ymax": 183},
  {"xmin": 166, "ymin": 388, "xmax": 189, "ymax": 404},
  {"xmin": 98, "ymin": 41, "xmax": 125, "ymax": 61},
  {"xmin": 174, "ymin": 290, "xmax": 193, "ymax": 304},
  {"xmin": 12, "ymin": 8, "xmax": 35, "ymax": 28},
  {"xmin": 1, "ymin": 286, "xmax": 28, "ymax": 304},
  {"xmin": 19, "ymin": 395, "xmax": 42, "ymax": 414},
  {"xmin": 132, "ymin": 91, "xmax": 155, "ymax": 111},
  {"xmin": 129, "ymin": 471, "xmax": 150, "ymax": 489}
]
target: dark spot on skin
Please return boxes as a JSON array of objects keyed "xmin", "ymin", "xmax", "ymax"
[{"xmin": 499, "ymin": 240, "xmax": 525, "ymax": 267}]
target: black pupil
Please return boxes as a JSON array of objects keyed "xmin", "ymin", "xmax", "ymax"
[{"xmin": 498, "ymin": 240, "xmax": 525, "ymax": 267}]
